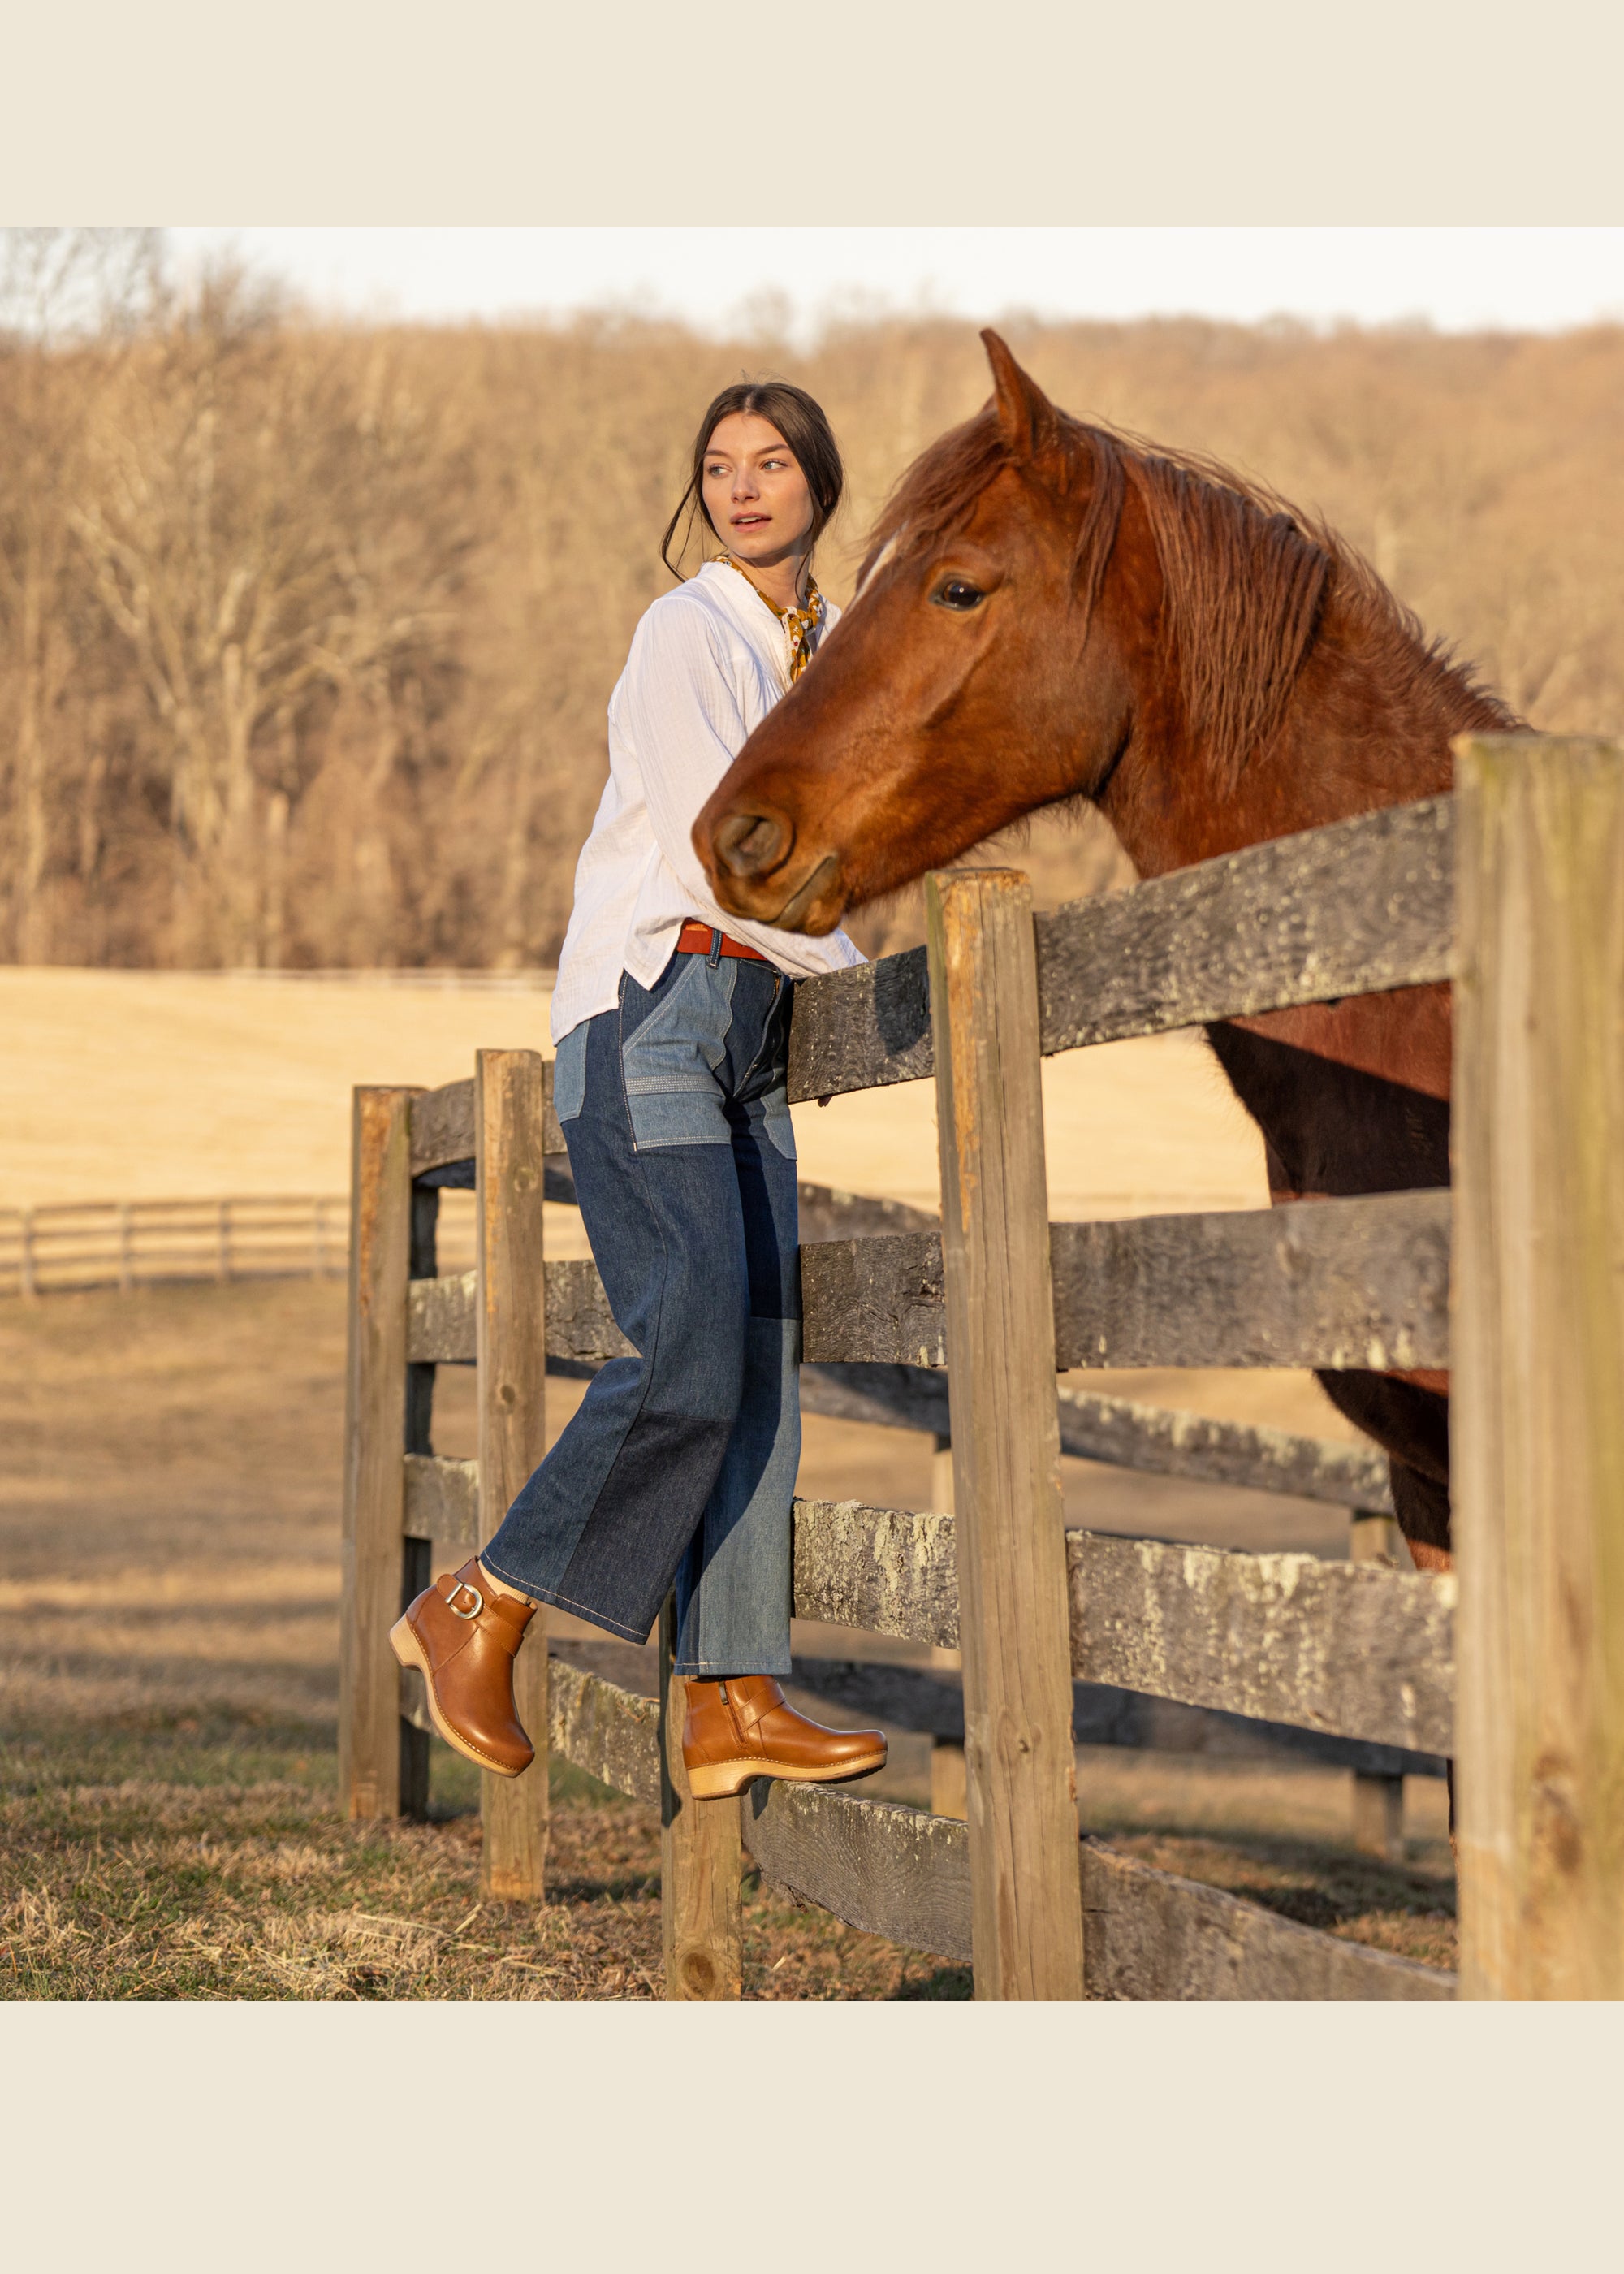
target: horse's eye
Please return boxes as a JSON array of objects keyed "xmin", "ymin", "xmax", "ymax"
[{"xmin": 935, "ymin": 579, "xmax": 986, "ymax": 612}]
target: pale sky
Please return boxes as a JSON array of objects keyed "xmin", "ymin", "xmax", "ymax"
[{"xmin": 166, "ymin": 229, "xmax": 1624, "ymax": 344}]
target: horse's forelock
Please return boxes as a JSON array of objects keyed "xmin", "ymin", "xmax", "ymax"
[
  {"xmin": 853, "ymin": 527, "xmax": 902, "ymax": 597},
  {"xmin": 857, "ymin": 406, "xmax": 1118, "ymax": 590},
  {"xmin": 857, "ymin": 409, "xmax": 1013, "ymax": 586}
]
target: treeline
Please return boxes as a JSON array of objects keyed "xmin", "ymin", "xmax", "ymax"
[{"xmin": 2, "ymin": 231, "xmax": 1621, "ymax": 971}]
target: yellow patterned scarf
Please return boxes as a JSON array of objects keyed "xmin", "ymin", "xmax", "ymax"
[{"xmin": 719, "ymin": 556, "xmax": 824, "ymax": 681}]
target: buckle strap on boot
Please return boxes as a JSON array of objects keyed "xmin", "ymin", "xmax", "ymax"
[{"xmin": 434, "ymin": 1559, "xmax": 533, "ymax": 1651}]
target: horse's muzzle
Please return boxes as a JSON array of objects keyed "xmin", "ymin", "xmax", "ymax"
[
  {"xmin": 711, "ymin": 809, "xmax": 790, "ymax": 882},
  {"xmin": 700, "ymin": 803, "xmax": 844, "ymax": 931}
]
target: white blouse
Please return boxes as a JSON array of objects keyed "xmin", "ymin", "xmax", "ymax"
[{"xmin": 549, "ymin": 559, "xmax": 865, "ymax": 1045}]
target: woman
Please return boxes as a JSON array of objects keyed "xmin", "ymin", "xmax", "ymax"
[{"xmin": 391, "ymin": 381, "xmax": 887, "ymax": 1801}]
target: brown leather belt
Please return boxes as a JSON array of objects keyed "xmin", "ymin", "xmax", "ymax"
[{"xmin": 675, "ymin": 919, "xmax": 771, "ymax": 965}]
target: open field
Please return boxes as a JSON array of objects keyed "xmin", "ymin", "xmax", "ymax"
[
  {"xmin": 0, "ymin": 967, "xmax": 1269, "ymax": 1234},
  {"xmin": 0, "ymin": 969, "xmax": 557, "ymax": 1208}
]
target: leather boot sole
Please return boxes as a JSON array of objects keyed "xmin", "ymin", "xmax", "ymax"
[
  {"xmin": 388, "ymin": 1613, "xmax": 529, "ymax": 1779},
  {"xmin": 685, "ymin": 1747, "xmax": 887, "ymax": 1801}
]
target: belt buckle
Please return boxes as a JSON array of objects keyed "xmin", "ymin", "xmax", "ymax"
[{"xmin": 446, "ymin": 1580, "xmax": 484, "ymax": 1620}]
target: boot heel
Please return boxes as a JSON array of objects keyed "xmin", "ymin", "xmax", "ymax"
[{"xmin": 388, "ymin": 1614, "xmax": 421, "ymax": 1673}]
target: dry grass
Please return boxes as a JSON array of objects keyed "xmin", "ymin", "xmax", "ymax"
[{"xmin": 0, "ymin": 1723, "xmax": 974, "ymax": 2001}]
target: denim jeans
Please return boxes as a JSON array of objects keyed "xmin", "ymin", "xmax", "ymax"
[{"xmin": 480, "ymin": 946, "xmax": 799, "ymax": 1676}]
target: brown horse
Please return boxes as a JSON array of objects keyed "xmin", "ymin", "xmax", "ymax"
[{"xmin": 695, "ymin": 330, "xmax": 1522, "ymax": 1571}]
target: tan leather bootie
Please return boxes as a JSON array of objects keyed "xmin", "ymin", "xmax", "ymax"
[
  {"xmin": 390, "ymin": 1558, "xmax": 535, "ymax": 1777},
  {"xmin": 681, "ymin": 1675, "xmax": 886, "ymax": 1801}
]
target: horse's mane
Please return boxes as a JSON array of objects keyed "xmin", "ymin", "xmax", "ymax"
[{"xmin": 860, "ymin": 405, "xmax": 1515, "ymax": 776}]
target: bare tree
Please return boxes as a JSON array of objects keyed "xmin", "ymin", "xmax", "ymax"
[
  {"xmin": 71, "ymin": 279, "xmax": 471, "ymax": 963},
  {"xmin": 0, "ymin": 230, "xmax": 160, "ymax": 960}
]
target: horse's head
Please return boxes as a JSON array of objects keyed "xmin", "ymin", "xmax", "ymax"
[{"xmin": 694, "ymin": 331, "xmax": 1139, "ymax": 933}]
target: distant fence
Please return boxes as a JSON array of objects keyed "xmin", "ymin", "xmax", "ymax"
[
  {"xmin": 0, "ymin": 1195, "xmax": 481, "ymax": 1298},
  {"xmin": 0, "ymin": 1198, "xmax": 348, "ymax": 1296}
]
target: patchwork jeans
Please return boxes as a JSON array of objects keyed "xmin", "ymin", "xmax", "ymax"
[{"xmin": 479, "ymin": 947, "xmax": 799, "ymax": 1676}]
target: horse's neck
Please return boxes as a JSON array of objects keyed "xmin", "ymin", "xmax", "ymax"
[{"xmin": 1099, "ymin": 579, "xmax": 1509, "ymax": 880}]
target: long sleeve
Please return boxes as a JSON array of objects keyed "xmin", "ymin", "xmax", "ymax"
[{"xmin": 614, "ymin": 599, "xmax": 765, "ymax": 914}]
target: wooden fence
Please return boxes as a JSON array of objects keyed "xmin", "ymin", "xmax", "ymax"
[
  {"xmin": 0, "ymin": 1193, "xmax": 486, "ymax": 1299},
  {"xmin": 340, "ymin": 735, "xmax": 1624, "ymax": 1999},
  {"xmin": 0, "ymin": 1196, "xmax": 349, "ymax": 1297}
]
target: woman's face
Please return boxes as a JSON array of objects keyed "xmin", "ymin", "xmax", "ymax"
[{"xmin": 701, "ymin": 413, "xmax": 814, "ymax": 568}]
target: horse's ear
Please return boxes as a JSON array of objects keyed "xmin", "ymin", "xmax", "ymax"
[{"xmin": 983, "ymin": 329, "xmax": 1061, "ymax": 462}]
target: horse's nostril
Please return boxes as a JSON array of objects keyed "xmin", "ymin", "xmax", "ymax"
[{"xmin": 715, "ymin": 811, "xmax": 788, "ymax": 878}]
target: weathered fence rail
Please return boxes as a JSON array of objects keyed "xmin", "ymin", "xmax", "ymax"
[
  {"xmin": 783, "ymin": 1651, "xmax": 1440, "ymax": 1781},
  {"xmin": 343, "ymin": 737, "xmax": 1624, "ymax": 2001},
  {"xmin": 799, "ymin": 1192, "xmax": 1453, "ymax": 1372},
  {"xmin": 399, "ymin": 1197, "xmax": 1453, "ymax": 1379},
  {"xmin": 784, "ymin": 794, "xmax": 1454, "ymax": 1101},
  {"xmin": 785, "ymin": 1499, "xmax": 1455, "ymax": 1757}
]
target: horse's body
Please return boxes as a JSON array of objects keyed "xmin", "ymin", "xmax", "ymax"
[{"xmin": 695, "ymin": 332, "xmax": 1519, "ymax": 1567}]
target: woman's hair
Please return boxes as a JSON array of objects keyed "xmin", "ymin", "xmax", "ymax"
[{"xmin": 661, "ymin": 379, "xmax": 844, "ymax": 580}]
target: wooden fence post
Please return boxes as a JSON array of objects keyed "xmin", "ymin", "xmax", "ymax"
[
  {"xmin": 928, "ymin": 1434, "xmax": 968, "ymax": 1822},
  {"xmin": 400, "ymin": 1183, "xmax": 439, "ymax": 1822},
  {"xmin": 926, "ymin": 867, "xmax": 1086, "ymax": 1999},
  {"xmin": 659, "ymin": 1597, "xmax": 743, "ymax": 1999},
  {"xmin": 475, "ymin": 1048, "xmax": 551, "ymax": 1900},
  {"xmin": 1349, "ymin": 1509, "xmax": 1406, "ymax": 1860},
  {"xmin": 1454, "ymin": 733, "xmax": 1624, "ymax": 1999},
  {"xmin": 340, "ymin": 1086, "xmax": 419, "ymax": 1819}
]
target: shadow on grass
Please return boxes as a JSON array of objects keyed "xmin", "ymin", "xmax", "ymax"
[
  {"xmin": 1101, "ymin": 1822, "xmax": 1457, "ymax": 1969},
  {"xmin": 425, "ymin": 1744, "xmax": 629, "ymax": 1824},
  {"xmin": 888, "ymin": 1965, "xmax": 973, "ymax": 1999},
  {"xmin": 0, "ymin": 1707, "xmax": 338, "ymax": 1798}
]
